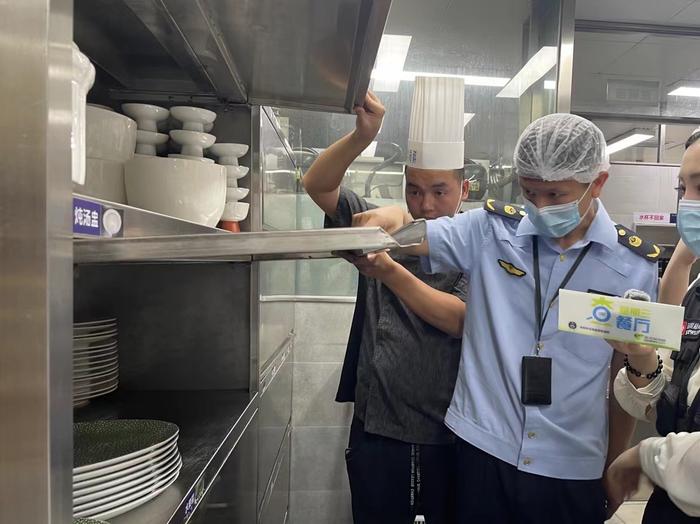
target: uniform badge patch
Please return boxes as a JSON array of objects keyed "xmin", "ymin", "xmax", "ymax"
[{"xmin": 498, "ymin": 259, "xmax": 526, "ymax": 278}]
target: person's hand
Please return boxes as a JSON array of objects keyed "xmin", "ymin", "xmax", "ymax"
[
  {"xmin": 604, "ymin": 445, "xmax": 644, "ymax": 518},
  {"xmin": 351, "ymin": 251, "xmax": 397, "ymax": 280},
  {"xmin": 352, "ymin": 206, "xmax": 408, "ymax": 234},
  {"xmin": 607, "ymin": 340, "xmax": 657, "ymax": 359},
  {"xmin": 352, "ymin": 91, "xmax": 385, "ymax": 147}
]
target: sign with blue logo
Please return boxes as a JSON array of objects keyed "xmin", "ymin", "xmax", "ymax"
[
  {"xmin": 73, "ymin": 197, "xmax": 102, "ymax": 236},
  {"xmin": 73, "ymin": 197, "xmax": 124, "ymax": 238}
]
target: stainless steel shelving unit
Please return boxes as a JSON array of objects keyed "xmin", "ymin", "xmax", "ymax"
[{"xmin": 1, "ymin": 1, "xmax": 392, "ymax": 523}]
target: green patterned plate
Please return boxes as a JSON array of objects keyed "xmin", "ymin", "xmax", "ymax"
[
  {"xmin": 74, "ymin": 420, "xmax": 179, "ymax": 474},
  {"xmin": 74, "ymin": 519, "xmax": 110, "ymax": 524}
]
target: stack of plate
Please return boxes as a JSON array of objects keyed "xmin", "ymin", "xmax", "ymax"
[
  {"xmin": 73, "ymin": 420, "xmax": 182, "ymax": 520},
  {"xmin": 74, "ymin": 319, "xmax": 119, "ymax": 406},
  {"xmin": 74, "ymin": 519, "xmax": 111, "ymax": 524}
]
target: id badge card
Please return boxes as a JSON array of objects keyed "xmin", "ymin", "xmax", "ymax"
[{"xmin": 521, "ymin": 356, "xmax": 552, "ymax": 405}]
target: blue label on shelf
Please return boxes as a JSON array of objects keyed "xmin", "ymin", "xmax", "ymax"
[
  {"xmin": 73, "ymin": 197, "xmax": 102, "ymax": 236},
  {"xmin": 183, "ymin": 477, "xmax": 206, "ymax": 523}
]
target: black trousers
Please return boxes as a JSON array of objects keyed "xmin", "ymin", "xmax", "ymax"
[
  {"xmin": 345, "ymin": 417, "xmax": 457, "ymax": 524},
  {"xmin": 454, "ymin": 438, "xmax": 607, "ymax": 524},
  {"xmin": 642, "ymin": 487, "xmax": 700, "ymax": 523}
]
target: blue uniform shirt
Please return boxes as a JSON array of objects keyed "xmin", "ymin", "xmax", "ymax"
[{"xmin": 423, "ymin": 200, "xmax": 659, "ymax": 480}]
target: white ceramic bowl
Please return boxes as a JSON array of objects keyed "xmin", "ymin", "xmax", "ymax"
[
  {"xmin": 226, "ymin": 176, "xmax": 238, "ymax": 187},
  {"xmin": 225, "ymin": 187, "xmax": 249, "ymax": 202},
  {"xmin": 124, "ymin": 156, "xmax": 225, "ymax": 227},
  {"xmin": 224, "ymin": 165, "xmax": 249, "ymax": 180},
  {"xmin": 73, "ymin": 158, "xmax": 127, "ymax": 204},
  {"xmin": 168, "ymin": 154, "xmax": 215, "ymax": 164},
  {"xmin": 210, "ymin": 143, "xmax": 249, "ymax": 160},
  {"xmin": 121, "ymin": 104, "xmax": 169, "ymax": 132},
  {"xmin": 221, "ymin": 201, "xmax": 249, "ymax": 222},
  {"xmin": 169, "ymin": 130, "xmax": 216, "ymax": 157},
  {"xmin": 135, "ymin": 130, "xmax": 169, "ymax": 156},
  {"xmin": 86, "ymin": 106, "xmax": 137, "ymax": 163},
  {"xmin": 170, "ymin": 106, "xmax": 217, "ymax": 132}
]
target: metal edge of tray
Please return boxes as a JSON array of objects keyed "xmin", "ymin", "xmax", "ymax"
[{"xmin": 74, "ymin": 227, "xmax": 402, "ymax": 263}]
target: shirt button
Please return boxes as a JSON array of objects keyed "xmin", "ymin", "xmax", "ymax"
[
  {"xmin": 523, "ymin": 457, "xmax": 532, "ymax": 465},
  {"xmin": 560, "ymin": 254, "xmax": 566, "ymax": 262},
  {"xmin": 527, "ymin": 432, "xmax": 537, "ymax": 439}
]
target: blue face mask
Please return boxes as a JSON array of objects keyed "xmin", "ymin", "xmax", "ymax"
[
  {"xmin": 524, "ymin": 184, "xmax": 593, "ymax": 238},
  {"xmin": 677, "ymin": 200, "xmax": 700, "ymax": 256}
]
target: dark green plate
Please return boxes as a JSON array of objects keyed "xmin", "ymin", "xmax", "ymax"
[{"xmin": 74, "ymin": 420, "xmax": 179, "ymax": 472}]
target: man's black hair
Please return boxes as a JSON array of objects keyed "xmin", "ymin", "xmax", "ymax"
[{"xmin": 685, "ymin": 129, "xmax": 700, "ymax": 150}]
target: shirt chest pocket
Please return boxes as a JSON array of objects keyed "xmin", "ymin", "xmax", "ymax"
[{"xmin": 559, "ymin": 334, "xmax": 613, "ymax": 365}]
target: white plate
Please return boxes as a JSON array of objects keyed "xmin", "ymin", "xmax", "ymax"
[
  {"xmin": 75, "ymin": 464, "xmax": 181, "ymax": 519},
  {"xmin": 73, "ymin": 377, "xmax": 119, "ymax": 392},
  {"xmin": 74, "ymin": 356, "xmax": 119, "ymax": 374},
  {"xmin": 73, "ymin": 340, "xmax": 118, "ymax": 353},
  {"xmin": 74, "ymin": 324, "xmax": 117, "ymax": 337},
  {"xmin": 73, "ymin": 328, "xmax": 118, "ymax": 341},
  {"xmin": 74, "ymin": 454, "xmax": 181, "ymax": 509},
  {"xmin": 73, "ymin": 380, "xmax": 119, "ymax": 399},
  {"xmin": 74, "ymin": 431, "xmax": 179, "ymax": 478},
  {"xmin": 73, "ymin": 369, "xmax": 119, "ymax": 386},
  {"xmin": 72, "ymin": 383, "xmax": 119, "ymax": 402},
  {"xmin": 74, "ymin": 335, "xmax": 118, "ymax": 351},
  {"xmin": 73, "ymin": 446, "xmax": 179, "ymax": 497},
  {"xmin": 73, "ymin": 346, "xmax": 118, "ymax": 361},
  {"xmin": 73, "ymin": 368, "xmax": 118, "ymax": 382},
  {"xmin": 73, "ymin": 442, "xmax": 178, "ymax": 489},
  {"xmin": 74, "ymin": 319, "xmax": 117, "ymax": 328},
  {"xmin": 73, "ymin": 349, "xmax": 118, "ymax": 364}
]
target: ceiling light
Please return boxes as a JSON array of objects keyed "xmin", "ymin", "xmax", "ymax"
[
  {"xmin": 669, "ymin": 86, "xmax": 700, "ymax": 97},
  {"xmin": 371, "ymin": 34, "xmax": 412, "ymax": 92},
  {"xmin": 607, "ymin": 131, "xmax": 655, "ymax": 155},
  {"xmin": 544, "ymin": 80, "xmax": 556, "ymax": 90},
  {"xmin": 497, "ymin": 46, "xmax": 558, "ymax": 98},
  {"xmin": 463, "ymin": 113, "xmax": 476, "ymax": 127},
  {"xmin": 370, "ymin": 70, "xmax": 510, "ymax": 88}
]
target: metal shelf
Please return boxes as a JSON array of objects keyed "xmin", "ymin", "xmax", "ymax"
[
  {"xmin": 74, "ymin": 223, "xmax": 426, "ymax": 263},
  {"xmin": 74, "ymin": 389, "xmax": 257, "ymax": 524},
  {"xmin": 74, "ymin": 0, "xmax": 391, "ymax": 113}
]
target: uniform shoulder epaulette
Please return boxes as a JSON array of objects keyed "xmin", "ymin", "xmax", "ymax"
[
  {"xmin": 615, "ymin": 224, "xmax": 661, "ymax": 261},
  {"xmin": 484, "ymin": 199, "xmax": 526, "ymax": 221}
]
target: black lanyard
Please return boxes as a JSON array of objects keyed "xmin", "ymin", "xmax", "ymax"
[{"xmin": 532, "ymin": 237, "xmax": 592, "ymax": 348}]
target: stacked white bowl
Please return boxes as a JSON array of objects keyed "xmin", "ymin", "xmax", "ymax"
[
  {"xmin": 73, "ymin": 319, "xmax": 119, "ymax": 407},
  {"xmin": 73, "ymin": 105, "xmax": 137, "ymax": 204},
  {"xmin": 168, "ymin": 106, "xmax": 217, "ymax": 163},
  {"xmin": 122, "ymin": 105, "xmax": 226, "ymax": 227},
  {"xmin": 121, "ymin": 104, "xmax": 169, "ymax": 156},
  {"xmin": 210, "ymin": 143, "xmax": 250, "ymax": 224}
]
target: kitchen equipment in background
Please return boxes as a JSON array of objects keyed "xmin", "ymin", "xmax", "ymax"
[
  {"xmin": 73, "ymin": 319, "xmax": 119, "ymax": 407},
  {"xmin": 72, "ymin": 420, "xmax": 182, "ymax": 520},
  {"xmin": 124, "ymin": 155, "xmax": 225, "ymax": 227},
  {"xmin": 464, "ymin": 160, "xmax": 488, "ymax": 201},
  {"xmin": 71, "ymin": 44, "xmax": 96, "ymax": 185}
]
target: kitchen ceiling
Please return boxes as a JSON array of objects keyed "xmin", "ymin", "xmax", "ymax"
[{"xmin": 576, "ymin": 0, "xmax": 700, "ymax": 25}]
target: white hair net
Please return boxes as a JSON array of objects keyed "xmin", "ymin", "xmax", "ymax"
[{"xmin": 513, "ymin": 113, "xmax": 610, "ymax": 183}]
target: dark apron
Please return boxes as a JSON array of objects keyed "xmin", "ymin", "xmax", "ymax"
[{"xmin": 644, "ymin": 282, "xmax": 700, "ymax": 523}]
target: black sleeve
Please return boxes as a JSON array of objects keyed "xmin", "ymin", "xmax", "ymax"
[{"xmin": 324, "ymin": 186, "xmax": 378, "ymax": 229}]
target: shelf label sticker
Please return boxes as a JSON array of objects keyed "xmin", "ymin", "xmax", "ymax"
[
  {"xmin": 73, "ymin": 197, "xmax": 124, "ymax": 238},
  {"xmin": 183, "ymin": 476, "xmax": 206, "ymax": 523},
  {"xmin": 73, "ymin": 198, "xmax": 101, "ymax": 236},
  {"xmin": 634, "ymin": 212, "xmax": 672, "ymax": 224}
]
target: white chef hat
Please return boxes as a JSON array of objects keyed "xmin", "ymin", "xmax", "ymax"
[
  {"xmin": 407, "ymin": 76, "xmax": 465, "ymax": 170},
  {"xmin": 514, "ymin": 113, "xmax": 610, "ymax": 183}
]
